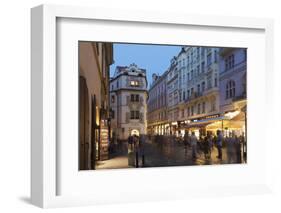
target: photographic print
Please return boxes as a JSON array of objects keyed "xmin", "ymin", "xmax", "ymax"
[{"xmin": 78, "ymin": 41, "xmax": 247, "ymax": 170}]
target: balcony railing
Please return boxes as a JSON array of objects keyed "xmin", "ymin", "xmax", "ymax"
[{"xmin": 221, "ymin": 61, "xmax": 246, "ymax": 75}]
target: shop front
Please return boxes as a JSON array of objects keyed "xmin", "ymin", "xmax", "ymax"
[{"xmin": 180, "ymin": 110, "xmax": 246, "ymax": 139}]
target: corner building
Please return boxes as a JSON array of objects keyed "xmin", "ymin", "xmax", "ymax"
[{"xmin": 110, "ymin": 64, "xmax": 148, "ymax": 142}]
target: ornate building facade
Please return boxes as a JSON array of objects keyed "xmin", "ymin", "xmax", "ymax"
[
  {"xmin": 147, "ymin": 46, "xmax": 220, "ymax": 137},
  {"xmin": 147, "ymin": 71, "xmax": 168, "ymax": 135},
  {"xmin": 110, "ymin": 64, "xmax": 148, "ymax": 141}
]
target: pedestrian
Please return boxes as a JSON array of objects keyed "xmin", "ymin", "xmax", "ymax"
[
  {"xmin": 183, "ymin": 131, "xmax": 189, "ymax": 156},
  {"xmin": 226, "ymin": 132, "xmax": 234, "ymax": 163},
  {"xmin": 190, "ymin": 131, "xmax": 198, "ymax": 160},
  {"xmin": 139, "ymin": 134, "xmax": 146, "ymax": 166},
  {"xmin": 207, "ymin": 133, "xmax": 213, "ymax": 159},
  {"xmin": 203, "ymin": 135, "xmax": 209, "ymax": 160},
  {"xmin": 128, "ymin": 135, "xmax": 133, "ymax": 152},
  {"xmin": 216, "ymin": 130, "xmax": 223, "ymax": 160},
  {"xmin": 235, "ymin": 134, "xmax": 242, "ymax": 163}
]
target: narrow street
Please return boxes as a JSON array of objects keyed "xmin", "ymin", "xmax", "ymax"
[{"xmin": 96, "ymin": 137, "xmax": 243, "ymax": 170}]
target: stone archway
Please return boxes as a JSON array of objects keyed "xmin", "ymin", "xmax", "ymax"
[{"xmin": 131, "ymin": 129, "xmax": 140, "ymax": 136}]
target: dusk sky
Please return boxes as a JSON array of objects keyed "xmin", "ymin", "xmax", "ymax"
[{"xmin": 109, "ymin": 43, "xmax": 182, "ymax": 87}]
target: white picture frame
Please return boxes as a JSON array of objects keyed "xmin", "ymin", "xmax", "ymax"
[{"xmin": 31, "ymin": 4, "xmax": 274, "ymax": 208}]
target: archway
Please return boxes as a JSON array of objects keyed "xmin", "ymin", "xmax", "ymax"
[{"xmin": 131, "ymin": 129, "xmax": 140, "ymax": 136}]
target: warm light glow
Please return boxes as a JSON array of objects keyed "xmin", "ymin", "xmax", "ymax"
[
  {"xmin": 171, "ymin": 122, "xmax": 177, "ymax": 125},
  {"xmin": 225, "ymin": 110, "xmax": 240, "ymax": 119},
  {"xmin": 96, "ymin": 106, "xmax": 100, "ymax": 126}
]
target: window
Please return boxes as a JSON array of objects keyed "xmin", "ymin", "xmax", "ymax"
[
  {"xmin": 183, "ymin": 91, "xmax": 186, "ymax": 100},
  {"xmin": 201, "ymin": 62, "xmax": 205, "ymax": 72},
  {"xmin": 197, "ymin": 65, "xmax": 200, "ymax": 75},
  {"xmin": 214, "ymin": 50, "xmax": 217, "ymax": 63},
  {"xmin": 197, "ymin": 84, "xmax": 200, "ymax": 94},
  {"xmin": 187, "ymin": 90, "xmax": 190, "ymax": 98},
  {"xmin": 202, "ymin": 81, "xmax": 205, "ymax": 92},
  {"xmin": 187, "ymin": 107, "xmax": 190, "ymax": 116},
  {"xmin": 130, "ymin": 111, "xmax": 140, "ymax": 119},
  {"xmin": 179, "ymin": 92, "xmax": 182, "ymax": 102},
  {"xmin": 197, "ymin": 104, "xmax": 201, "ymax": 114},
  {"xmin": 202, "ymin": 102, "xmax": 206, "ymax": 113},
  {"xmin": 111, "ymin": 85, "xmax": 114, "ymax": 90},
  {"xmin": 131, "ymin": 94, "xmax": 139, "ymax": 102},
  {"xmin": 111, "ymin": 110, "xmax": 115, "ymax": 119},
  {"xmin": 207, "ymin": 76, "xmax": 212, "ymax": 89},
  {"xmin": 117, "ymin": 81, "xmax": 119, "ymax": 88},
  {"xmin": 226, "ymin": 80, "xmax": 236, "ymax": 99},
  {"xmin": 191, "ymin": 70, "xmax": 194, "ymax": 79},
  {"xmin": 111, "ymin": 95, "xmax": 115, "ymax": 103},
  {"xmin": 130, "ymin": 80, "xmax": 139, "ymax": 87},
  {"xmin": 191, "ymin": 106, "xmax": 194, "ymax": 116},
  {"xmin": 211, "ymin": 101, "xmax": 216, "ymax": 111},
  {"xmin": 191, "ymin": 88, "xmax": 194, "ymax": 95},
  {"xmin": 207, "ymin": 53, "xmax": 212, "ymax": 66},
  {"xmin": 197, "ymin": 47, "xmax": 200, "ymax": 58},
  {"xmin": 225, "ymin": 54, "xmax": 235, "ymax": 71},
  {"xmin": 201, "ymin": 48, "xmax": 205, "ymax": 57},
  {"xmin": 214, "ymin": 73, "xmax": 218, "ymax": 87},
  {"xmin": 187, "ymin": 73, "xmax": 190, "ymax": 81}
]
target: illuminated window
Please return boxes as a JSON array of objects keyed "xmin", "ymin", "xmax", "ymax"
[{"xmin": 130, "ymin": 80, "xmax": 139, "ymax": 87}]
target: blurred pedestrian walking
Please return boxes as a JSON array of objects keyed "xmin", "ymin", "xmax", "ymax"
[{"xmin": 190, "ymin": 131, "xmax": 198, "ymax": 160}]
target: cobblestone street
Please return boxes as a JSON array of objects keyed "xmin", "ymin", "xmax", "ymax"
[{"xmin": 96, "ymin": 138, "xmax": 245, "ymax": 170}]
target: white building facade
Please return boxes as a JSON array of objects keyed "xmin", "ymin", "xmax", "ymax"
[
  {"xmin": 110, "ymin": 64, "xmax": 148, "ymax": 141},
  {"xmin": 218, "ymin": 48, "xmax": 247, "ymax": 136}
]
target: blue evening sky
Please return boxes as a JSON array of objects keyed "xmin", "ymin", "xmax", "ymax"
[{"xmin": 110, "ymin": 43, "xmax": 182, "ymax": 87}]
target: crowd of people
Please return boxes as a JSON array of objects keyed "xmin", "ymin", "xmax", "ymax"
[
  {"xmin": 109, "ymin": 130, "xmax": 246, "ymax": 166},
  {"xmin": 183, "ymin": 130, "xmax": 246, "ymax": 163}
]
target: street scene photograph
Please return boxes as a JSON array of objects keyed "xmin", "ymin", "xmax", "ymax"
[{"xmin": 78, "ymin": 41, "xmax": 247, "ymax": 170}]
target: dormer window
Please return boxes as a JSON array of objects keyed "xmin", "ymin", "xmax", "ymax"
[{"xmin": 130, "ymin": 80, "xmax": 139, "ymax": 87}]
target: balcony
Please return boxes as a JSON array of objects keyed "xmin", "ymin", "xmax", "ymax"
[
  {"xmin": 184, "ymin": 91, "xmax": 203, "ymax": 102},
  {"xmin": 220, "ymin": 61, "xmax": 246, "ymax": 77},
  {"xmin": 203, "ymin": 87, "xmax": 219, "ymax": 96}
]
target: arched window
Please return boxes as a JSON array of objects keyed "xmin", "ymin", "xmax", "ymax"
[{"xmin": 226, "ymin": 80, "xmax": 236, "ymax": 99}]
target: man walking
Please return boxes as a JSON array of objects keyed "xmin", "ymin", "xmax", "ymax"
[
  {"xmin": 216, "ymin": 130, "xmax": 223, "ymax": 160},
  {"xmin": 190, "ymin": 131, "xmax": 198, "ymax": 160}
]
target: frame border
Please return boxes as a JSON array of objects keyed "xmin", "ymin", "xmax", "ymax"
[{"xmin": 31, "ymin": 4, "xmax": 274, "ymax": 208}]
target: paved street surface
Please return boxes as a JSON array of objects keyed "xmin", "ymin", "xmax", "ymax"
[{"xmin": 96, "ymin": 138, "xmax": 244, "ymax": 170}]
